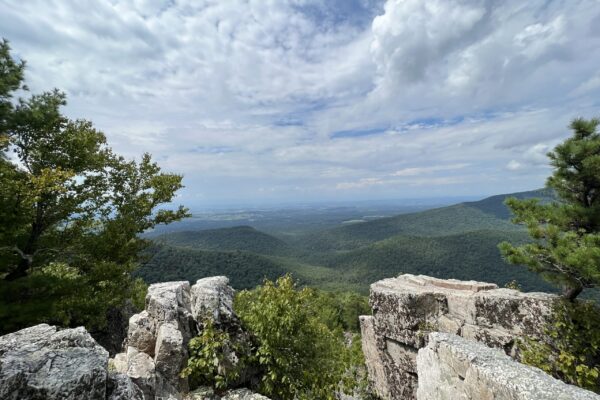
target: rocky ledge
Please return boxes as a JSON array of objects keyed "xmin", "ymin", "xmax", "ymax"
[
  {"xmin": 359, "ymin": 274, "xmax": 600, "ymax": 400},
  {"xmin": 0, "ymin": 276, "xmax": 267, "ymax": 400},
  {"xmin": 418, "ymin": 332, "xmax": 599, "ymax": 400},
  {"xmin": 0, "ymin": 323, "xmax": 140, "ymax": 400}
]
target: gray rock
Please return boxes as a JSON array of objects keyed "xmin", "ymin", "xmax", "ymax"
[
  {"xmin": 154, "ymin": 322, "xmax": 187, "ymax": 389},
  {"xmin": 186, "ymin": 386, "xmax": 217, "ymax": 400},
  {"xmin": 359, "ymin": 316, "xmax": 391, "ymax": 399},
  {"xmin": 416, "ymin": 332, "xmax": 600, "ymax": 400},
  {"xmin": 126, "ymin": 346, "xmax": 156, "ymax": 399},
  {"xmin": 106, "ymin": 372, "xmax": 144, "ymax": 400},
  {"xmin": 0, "ymin": 324, "xmax": 109, "ymax": 400},
  {"xmin": 221, "ymin": 388, "xmax": 271, "ymax": 399},
  {"xmin": 146, "ymin": 281, "xmax": 196, "ymax": 344},
  {"xmin": 361, "ymin": 274, "xmax": 558, "ymax": 399},
  {"xmin": 128, "ymin": 310, "xmax": 157, "ymax": 355},
  {"xmin": 190, "ymin": 276, "xmax": 235, "ymax": 325},
  {"xmin": 111, "ymin": 352, "xmax": 128, "ymax": 374}
]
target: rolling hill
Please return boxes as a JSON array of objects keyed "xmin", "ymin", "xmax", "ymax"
[
  {"xmin": 322, "ymin": 230, "xmax": 553, "ymax": 292},
  {"xmin": 293, "ymin": 188, "xmax": 553, "ymax": 253},
  {"xmin": 140, "ymin": 189, "xmax": 558, "ymax": 294},
  {"xmin": 152, "ymin": 226, "xmax": 291, "ymax": 256},
  {"xmin": 136, "ymin": 244, "xmax": 288, "ymax": 289}
]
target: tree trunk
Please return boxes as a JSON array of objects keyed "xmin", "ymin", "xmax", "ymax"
[
  {"xmin": 562, "ymin": 285, "xmax": 583, "ymax": 302},
  {"xmin": 4, "ymin": 202, "xmax": 44, "ymax": 281},
  {"xmin": 4, "ymin": 256, "xmax": 31, "ymax": 280}
]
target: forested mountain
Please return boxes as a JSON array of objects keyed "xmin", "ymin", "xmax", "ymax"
[
  {"xmin": 140, "ymin": 189, "xmax": 556, "ymax": 293},
  {"xmin": 323, "ymin": 230, "xmax": 552, "ymax": 292},
  {"xmin": 137, "ymin": 244, "xmax": 287, "ymax": 289},
  {"xmin": 152, "ymin": 226, "xmax": 291, "ymax": 256},
  {"xmin": 464, "ymin": 188, "xmax": 554, "ymax": 219}
]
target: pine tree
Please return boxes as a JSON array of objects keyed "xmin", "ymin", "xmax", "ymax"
[{"xmin": 499, "ymin": 118, "xmax": 600, "ymax": 301}]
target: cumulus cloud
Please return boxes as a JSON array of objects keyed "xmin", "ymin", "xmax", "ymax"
[{"xmin": 0, "ymin": 0, "xmax": 598, "ymax": 206}]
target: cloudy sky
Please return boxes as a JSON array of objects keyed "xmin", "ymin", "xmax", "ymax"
[{"xmin": 1, "ymin": 0, "xmax": 600, "ymax": 208}]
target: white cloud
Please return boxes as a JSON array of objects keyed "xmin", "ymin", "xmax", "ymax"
[
  {"xmin": 392, "ymin": 163, "xmax": 470, "ymax": 177},
  {"xmin": 0, "ymin": 0, "xmax": 598, "ymax": 206},
  {"xmin": 506, "ymin": 160, "xmax": 522, "ymax": 171}
]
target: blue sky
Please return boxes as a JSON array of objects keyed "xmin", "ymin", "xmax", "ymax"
[{"xmin": 1, "ymin": 0, "xmax": 600, "ymax": 208}]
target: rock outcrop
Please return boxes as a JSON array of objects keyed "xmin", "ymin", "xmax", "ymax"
[
  {"xmin": 0, "ymin": 276, "xmax": 269, "ymax": 400},
  {"xmin": 360, "ymin": 274, "xmax": 558, "ymax": 399},
  {"xmin": 417, "ymin": 332, "xmax": 599, "ymax": 400},
  {"xmin": 115, "ymin": 276, "xmax": 258, "ymax": 400},
  {"xmin": 0, "ymin": 323, "xmax": 141, "ymax": 400}
]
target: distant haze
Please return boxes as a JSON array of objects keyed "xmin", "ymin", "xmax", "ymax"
[{"xmin": 2, "ymin": 1, "xmax": 599, "ymax": 208}]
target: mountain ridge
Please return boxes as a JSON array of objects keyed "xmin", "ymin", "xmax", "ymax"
[{"xmin": 141, "ymin": 188, "xmax": 556, "ymax": 293}]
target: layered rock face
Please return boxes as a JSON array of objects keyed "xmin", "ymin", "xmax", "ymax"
[
  {"xmin": 115, "ymin": 276, "xmax": 255, "ymax": 400},
  {"xmin": 360, "ymin": 274, "xmax": 558, "ymax": 399},
  {"xmin": 0, "ymin": 323, "xmax": 142, "ymax": 400},
  {"xmin": 417, "ymin": 332, "xmax": 598, "ymax": 400}
]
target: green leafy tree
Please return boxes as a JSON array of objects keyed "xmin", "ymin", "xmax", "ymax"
[
  {"xmin": 0, "ymin": 39, "xmax": 188, "ymax": 332},
  {"xmin": 181, "ymin": 319, "xmax": 251, "ymax": 392},
  {"xmin": 0, "ymin": 39, "xmax": 25, "ymax": 143},
  {"xmin": 499, "ymin": 118, "xmax": 600, "ymax": 301},
  {"xmin": 234, "ymin": 275, "xmax": 357, "ymax": 400}
]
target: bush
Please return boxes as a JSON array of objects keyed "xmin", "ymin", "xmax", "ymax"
[
  {"xmin": 181, "ymin": 319, "xmax": 251, "ymax": 392},
  {"xmin": 520, "ymin": 300, "xmax": 600, "ymax": 392},
  {"xmin": 234, "ymin": 275, "xmax": 361, "ymax": 400},
  {"xmin": 311, "ymin": 290, "xmax": 370, "ymax": 332}
]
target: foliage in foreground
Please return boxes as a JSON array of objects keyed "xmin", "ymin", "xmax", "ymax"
[
  {"xmin": 0, "ymin": 39, "xmax": 187, "ymax": 333},
  {"xmin": 234, "ymin": 275, "xmax": 363, "ymax": 399},
  {"xmin": 180, "ymin": 275, "xmax": 370, "ymax": 399},
  {"xmin": 500, "ymin": 118, "xmax": 600, "ymax": 301},
  {"xmin": 520, "ymin": 300, "xmax": 600, "ymax": 392},
  {"xmin": 181, "ymin": 319, "xmax": 251, "ymax": 393}
]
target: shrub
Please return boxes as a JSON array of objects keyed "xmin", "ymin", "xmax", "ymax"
[
  {"xmin": 181, "ymin": 319, "xmax": 250, "ymax": 392},
  {"xmin": 234, "ymin": 275, "xmax": 359, "ymax": 400},
  {"xmin": 520, "ymin": 300, "xmax": 600, "ymax": 392}
]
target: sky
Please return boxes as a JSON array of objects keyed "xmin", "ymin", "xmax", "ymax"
[{"xmin": 1, "ymin": 0, "xmax": 600, "ymax": 208}]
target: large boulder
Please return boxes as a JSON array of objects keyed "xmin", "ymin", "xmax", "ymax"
[
  {"xmin": 145, "ymin": 281, "xmax": 196, "ymax": 344},
  {"xmin": 120, "ymin": 277, "xmax": 254, "ymax": 399},
  {"xmin": 360, "ymin": 274, "xmax": 558, "ymax": 400},
  {"xmin": 0, "ymin": 324, "xmax": 141, "ymax": 400},
  {"xmin": 155, "ymin": 322, "xmax": 187, "ymax": 390},
  {"xmin": 124, "ymin": 280, "xmax": 198, "ymax": 398},
  {"xmin": 128, "ymin": 310, "xmax": 156, "ymax": 356},
  {"xmin": 190, "ymin": 276, "xmax": 236, "ymax": 325},
  {"xmin": 126, "ymin": 346, "xmax": 157, "ymax": 399},
  {"xmin": 417, "ymin": 332, "xmax": 600, "ymax": 400}
]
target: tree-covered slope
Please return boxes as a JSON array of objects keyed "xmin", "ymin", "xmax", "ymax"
[
  {"xmin": 323, "ymin": 229, "xmax": 554, "ymax": 292},
  {"xmin": 140, "ymin": 189, "xmax": 559, "ymax": 294},
  {"xmin": 295, "ymin": 204, "xmax": 518, "ymax": 253},
  {"xmin": 152, "ymin": 226, "xmax": 291, "ymax": 256},
  {"xmin": 294, "ymin": 189, "xmax": 550, "ymax": 253},
  {"xmin": 136, "ymin": 244, "xmax": 288, "ymax": 289},
  {"xmin": 464, "ymin": 188, "xmax": 554, "ymax": 219}
]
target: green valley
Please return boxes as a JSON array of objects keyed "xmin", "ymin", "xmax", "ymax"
[{"xmin": 139, "ymin": 189, "xmax": 557, "ymax": 294}]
